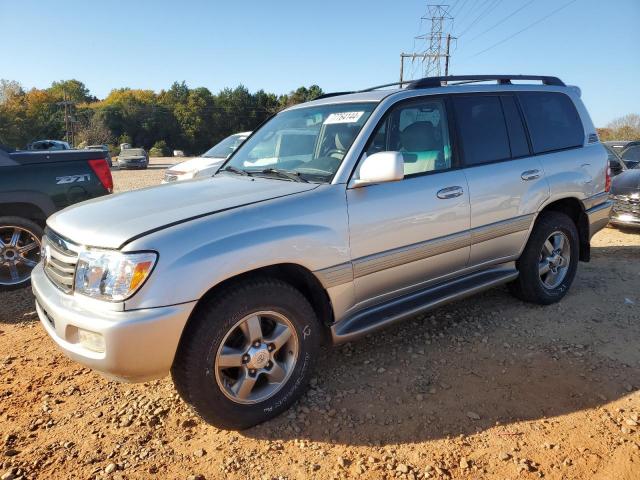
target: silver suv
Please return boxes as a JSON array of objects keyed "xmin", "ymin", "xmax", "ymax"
[{"xmin": 32, "ymin": 75, "xmax": 613, "ymax": 429}]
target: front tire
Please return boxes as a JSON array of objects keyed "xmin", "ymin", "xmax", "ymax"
[
  {"xmin": 509, "ymin": 211, "xmax": 579, "ymax": 305},
  {"xmin": 171, "ymin": 277, "xmax": 320, "ymax": 430}
]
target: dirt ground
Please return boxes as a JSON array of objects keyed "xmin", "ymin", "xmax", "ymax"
[{"xmin": 1, "ymin": 164, "xmax": 639, "ymax": 480}]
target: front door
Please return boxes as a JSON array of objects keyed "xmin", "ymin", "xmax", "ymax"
[{"xmin": 346, "ymin": 97, "xmax": 471, "ymax": 307}]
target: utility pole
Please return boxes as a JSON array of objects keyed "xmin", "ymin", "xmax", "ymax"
[
  {"xmin": 444, "ymin": 33, "xmax": 452, "ymax": 76},
  {"xmin": 57, "ymin": 89, "xmax": 75, "ymax": 146},
  {"xmin": 400, "ymin": 4, "xmax": 456, "ymax": 84}
]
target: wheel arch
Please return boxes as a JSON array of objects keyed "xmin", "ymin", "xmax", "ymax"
[
  {"xmin": 537, "ymin": 197, "xmax": 590, "ymax": 261},
  {"xmin": 0, "ymin": 202, "xmax": 48, "ymax": 227},
  {"xmin": 190, "ymin": 263, "xmax": 335, "ymax": 340}
]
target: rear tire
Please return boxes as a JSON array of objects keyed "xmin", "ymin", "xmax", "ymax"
[
  {"xmin": 171, "ymin": 277, "xmax": 320, "ymax": 430},
  {"xmin": 0, "ymin": 216, "xmax": 43, "ymax": 291},
  {"xmin": 509, "ymin": 211, "xmax": 579, "ymax": 305}
]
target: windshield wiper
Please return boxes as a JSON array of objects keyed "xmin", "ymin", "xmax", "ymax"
[
  {"xmin": 219, "ymin": 165, "xmax": 249, "ymax": 176},
  {"xmin": 257, "ymin": 168, "xmax": 309, "ymax": 183}
]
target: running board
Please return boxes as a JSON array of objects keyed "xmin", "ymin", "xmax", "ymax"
[{"xmin": 331, "ymin": 266, "xmax": 518, "ymax": 344}]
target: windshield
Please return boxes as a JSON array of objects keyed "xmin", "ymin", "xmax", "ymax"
[
  {"xmin": 203, "ymin": 134, "xmax": 249, "ymax": 158},
  {"xmin": 222, "ymin": 102, "xmax": 376, "ymax": 183},
  {"xmin": 120, "ymin": 148, "xmax": 145, "ymax": 157}
]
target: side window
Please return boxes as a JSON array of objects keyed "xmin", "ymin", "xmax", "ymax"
[
  {"xmin": 518, "ymin": 92, "xmax": 583, "ymax": 154},
  {"xmin": 364, "ymin": 98, "xmax": 452, "ymax": 177},
  {"xmin": 453, "ymin": 95, "xmax": 510, "ymax": 166},
  {"xmin": 500, "ymin": 96, "xmax": 530, "ymax": 158}
]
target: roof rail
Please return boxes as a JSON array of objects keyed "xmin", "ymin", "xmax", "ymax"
[
  {"xmin": 407, "ymin": 75, "xmax": 565, "ymax": 89},
  {"xmin": 314, "ymin": 91, "xmax": 355, "ymax": 100}
]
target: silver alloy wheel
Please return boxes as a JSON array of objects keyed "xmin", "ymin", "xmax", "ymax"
[
  {"xmin": 215, "ymin": 311, "xmax": 299, "ymax": 405},
  {"xmin": 538, "ymin": 230, "xmax": 570, "ymax": 289},
  {"xmin": 0, "ymin": 226, "xmax": 41, "ymax": 286}
]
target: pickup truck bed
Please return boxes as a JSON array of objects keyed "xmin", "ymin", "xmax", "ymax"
[{"xmin": 1, "ymin": 148, "xmax": 112, "ymax": 290}]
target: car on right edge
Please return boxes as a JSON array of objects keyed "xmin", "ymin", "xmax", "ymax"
[
  {"xmin": 609, "ymin": 167, "xmax": 640, "ymax": 229},
  {"xmin": 32, "ymin": 74, "xmax": 613, "ymax": 430}
]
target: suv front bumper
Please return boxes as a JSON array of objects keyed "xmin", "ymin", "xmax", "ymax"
[{"xmin": 32, "ymin": 263, "xmax": 196, "ymax": 382}]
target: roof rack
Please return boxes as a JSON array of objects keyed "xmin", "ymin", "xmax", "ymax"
[
  {"xmin": 314, "ymin": 91, "xmax": 355, "ymax": 100},
  {"xmin": 315, "ymin": 82, "xmax": 404, "ymax": 100},
  {"xmin": 407, "ymin": 75, "xmax": 565, "ymax": 89},
  {"xmin": 312, "ymin": 75, "xmax": 565, "ymax": 101}
]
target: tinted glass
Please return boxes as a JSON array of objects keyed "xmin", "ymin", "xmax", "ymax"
[
  {"xmin": 621, "ymin": 145, "xmax": 640, "ymax": 162},
  {"xmin": 518, "ymin": 92, "xmax": 583, "ymax": 154},
  {"xmin": 364, "ymin": 98, "xmax": 452, "ymax": 176},
  {"xmin": 500, "ymin": 96, "xmax": 529, "ymax": 158},
  {"xmin": 453, "ymin": 96, "xmax": 510, "ymax": 166}
]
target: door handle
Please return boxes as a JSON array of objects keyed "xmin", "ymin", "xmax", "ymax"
[
  {"xmin": 521, "ymin": 169, "xmax": 541, "ymax": 181},
  {"xmin": 436, "ymin": 186, "xmax": 464, "ymax": 199}
]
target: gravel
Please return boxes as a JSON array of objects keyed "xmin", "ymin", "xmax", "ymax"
[{"xmin": 0, "ymin": 165, "xmax": 639, "ymax": 479}]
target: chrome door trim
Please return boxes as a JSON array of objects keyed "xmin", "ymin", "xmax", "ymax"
[
  {"xmin": 470, "ymin": 214, "xmax": 534, "ymax": 244},
  {"xmin": 314, "ymin": 213, "xmax": 535, "ymax": 286},
  {"xmin": 315, "ymin": 262, "xmax": 354, "ymax": 289},
  {"xmin": 353, "ymin": 230, "xmax": 470, "ymax": 279}
]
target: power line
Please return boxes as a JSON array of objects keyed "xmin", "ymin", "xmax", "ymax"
[
  {"xmin": 467, "ymin": 0, "xmax": 578, "ymax": 58},
  {"xmin": 450, "ymin": 0, "xmax": 470, "ymax": 25},
  {"xmin": 456, "ymin": 0, "xmax": 504, "ymax": 37},
  {"xmin": 456, "ymin": 0, "xmax": 491, "ymax": 27},
  {"xmin": 467, "ymin": 0, "xmax": 536, "ymax": 42}
]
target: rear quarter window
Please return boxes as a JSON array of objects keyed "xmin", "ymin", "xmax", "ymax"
[{"xmin": 518, "ymin": 92, "xmax": 583, "ymax": 154}]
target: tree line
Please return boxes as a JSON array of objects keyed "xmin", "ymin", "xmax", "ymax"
[
  {"xmin": 0, "ymin": 79, "xmax": 324, "ymax": 155},
  {"xmin": 596, "ymin": 113, "xmax": 640, "ymax": 142}
]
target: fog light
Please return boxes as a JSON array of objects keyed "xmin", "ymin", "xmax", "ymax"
[{"xmin": 77, "ymin": 329, "xmax": 105, "ymax": 352}]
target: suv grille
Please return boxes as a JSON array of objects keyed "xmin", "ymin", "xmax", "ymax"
[
  {"xmin": 43, "ymin": 229, "xmax": 80, "ymax": 293},
  {"xmin": 613, "ymin": 195, "xmax": 640, "ymax": 216}
]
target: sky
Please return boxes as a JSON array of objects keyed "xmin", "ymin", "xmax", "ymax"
[{"xmin": 1, "ymin": 0, "xmax": 638, "ymax": 126}]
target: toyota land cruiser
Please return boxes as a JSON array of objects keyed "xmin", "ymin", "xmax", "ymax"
[{"xmin": 32, "ymin": 75, "xmax": 613, "ymax": 429}]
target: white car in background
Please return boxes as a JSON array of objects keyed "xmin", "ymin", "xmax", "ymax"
[{"xmin": 162, "ymin": 132, "xmax": 251, "ymax": 183}]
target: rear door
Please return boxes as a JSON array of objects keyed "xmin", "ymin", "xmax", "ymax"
[
  {"xmin": 452, "ymin": 93, "xmax": 549, "ymax": 267},
  {"xmin": 346, "ymin": 96, "xmax": 471, "ymax": 307}
]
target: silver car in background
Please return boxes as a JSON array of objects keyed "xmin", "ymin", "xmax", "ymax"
[
  {"xmin": 32, "ymin": 75, "xmax": 612, "ymax": 430},
  {"xmin": 163, "ymin": 132, "xmax": 251, "ymax": 183},
  {"xmin": 118, "ymin": 148, "xmax": 148, "ymax": 170}
]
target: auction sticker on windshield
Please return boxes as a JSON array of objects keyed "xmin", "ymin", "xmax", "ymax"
[{"xmin": 324, "ymin": 111, "xmax": 365, "ymax": 124}]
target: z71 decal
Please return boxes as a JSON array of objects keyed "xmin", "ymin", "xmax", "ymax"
[{"xmin": 56, "ymin": 174, "xmax": 90, "ymax": 185}]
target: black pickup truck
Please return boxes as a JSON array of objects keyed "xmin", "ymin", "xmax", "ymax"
[{"xmin": 0, "ymin": 147, "xmax": 112, "ymax": 290}]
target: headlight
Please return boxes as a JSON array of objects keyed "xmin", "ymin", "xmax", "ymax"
[{"xmin": 74, "ymin": 249, "xmax": 157, "ymax": 301}]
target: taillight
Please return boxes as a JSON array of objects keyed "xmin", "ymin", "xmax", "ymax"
[
  {"xmin": 605, "ymin": 166, "xmax": 611, "ymax": 193},
  {"xmin": 88, "ymin": 158, "xmax": 113, "ymax": 193}
]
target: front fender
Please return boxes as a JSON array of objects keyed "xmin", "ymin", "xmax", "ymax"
[{"xmin": 123, "ymin": 185, "xmax": 351, "ymax": 310}]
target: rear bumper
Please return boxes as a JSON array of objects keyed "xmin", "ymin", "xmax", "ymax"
[
  {"xmin": 32, "ymin": 263, "xmax": 196, "ymax": 382},
  {"xmin": 586, "ymin": 199, "xmax": 613, "ymax": 238}
]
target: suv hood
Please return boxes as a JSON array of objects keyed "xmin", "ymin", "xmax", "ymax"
[{"xmin": 48, "ymin": 175, "xmax": 318, "ymax": 249}]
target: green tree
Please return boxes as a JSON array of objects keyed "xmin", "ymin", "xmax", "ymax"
[{"xmin": 49, "ymin": 79, "xmax": 93, "ymax": 103}]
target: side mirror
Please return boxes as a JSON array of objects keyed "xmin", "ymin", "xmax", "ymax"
[{"xmin": 353, "ymin": 151, "xmax": 404, "ymax": 188}]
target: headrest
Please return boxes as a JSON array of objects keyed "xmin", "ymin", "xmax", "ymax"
[
  {"xmin": 335, "ymin": 127, "xmax": 358, "ymax": 151},
  {"xmin": 400, "ymin": 121, "xmax": 437, "ymax": 152}
]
